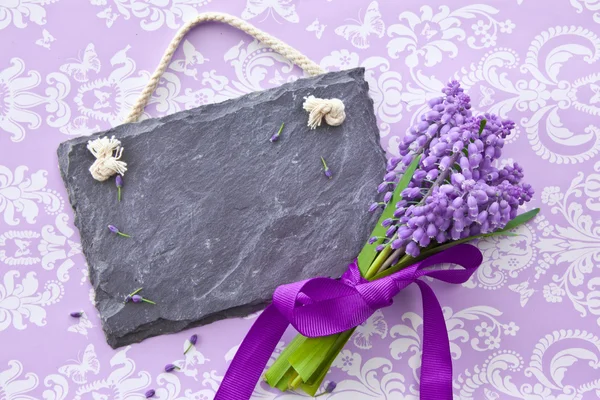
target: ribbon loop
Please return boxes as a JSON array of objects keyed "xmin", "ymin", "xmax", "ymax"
[
  {"xmin": 215, "ymin": 244, "xmax": 483, "ymax": 400},
  {"xmin": 355, "ymin": 277, "xmax": 398, "ymax": 310}
]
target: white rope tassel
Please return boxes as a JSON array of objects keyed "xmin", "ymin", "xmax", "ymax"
[
  {"xmin": 303, "ymin": 96, "xmax": 346, "ymax": 130},
  {"xmin": 87, "ymin": 136, "xmax": 128, "ymax": 181}
]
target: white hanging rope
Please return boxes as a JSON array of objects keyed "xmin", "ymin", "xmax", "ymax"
[
  {"xmin": 123, "ymin": 12, "xmax": 327, "ymax": 124},
  {"xmin": 88, "ymin": 12, "xmax": 345, "ymax": 181}
]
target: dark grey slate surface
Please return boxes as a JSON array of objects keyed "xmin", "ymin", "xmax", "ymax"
[{"xmin": 57, "ymin": 68, "xmax": 386, "ymax": 348}]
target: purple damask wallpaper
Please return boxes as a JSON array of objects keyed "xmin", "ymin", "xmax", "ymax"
[{"xmin": 1, "ymin": 0, "xmax": 600, "ymax": 399}]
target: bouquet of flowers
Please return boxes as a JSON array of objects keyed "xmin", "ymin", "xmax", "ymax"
[
  {"xmin": 264, "ymin": 80, "xmax": 538, "ymax": 395},
  {"xmin": 215, "ymin": 80, "xmax": 539, "ymax": 399}
]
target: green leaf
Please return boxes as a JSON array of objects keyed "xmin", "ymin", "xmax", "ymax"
[
  {"xmin": 496, "ymin": 208, "xmax": 540, "ymax": 232},
  {"xmin": 479, "ymin": 119, "xmax": 487, "ymax": 135},
  {"xmin": 264, "ymin": 335, "xmax": 307, "ymax": 388},
  {"xmin": 356, "ymin": 155, "xmax": 422, "ymax": 276},
  {"xmin": 300, "ymin": 330, "xmax": 354, "ymax": 395},
  {"xmin": 288, "ymin": 334, "xmax": 340, "ymax": 381}
]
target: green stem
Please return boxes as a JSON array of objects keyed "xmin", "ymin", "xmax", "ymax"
[
  {"xmin": 118, "ymin": 187, "xmax": 121, "ymax": 202},
  {"xmin": 289, "ymin": 373, "xmax": 303, "ymax": 389},
  {"xmin": 142, "ymin": 298, "xmax": 156, "ymax": 305},
  {"xmin": 129, "ymin": 287, "xmax": 143, "ymax": 296},
  {"xmin": 184, "ymin": 343, "xmax": 194, "ymax": 354},
  {"xmin": 117, "ymin": 232, "xmax": 131, "ymax": 238},
  {"xmin": 364, "ymin": 245, "xmax": 392, "ymax": 279}
]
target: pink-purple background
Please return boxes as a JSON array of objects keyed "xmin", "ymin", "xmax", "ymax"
[{"xmin": 1, "ymin": 0, "xmax": 600, "ymax": 399}]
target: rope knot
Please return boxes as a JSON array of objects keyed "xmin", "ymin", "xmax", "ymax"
[
  {"xmin": 87, "ymin": 136, "xmax": 127, "ymax": 181},
  {"xmin": 302, "ymin": 95, "xmax": 346, "ymax": 130}
]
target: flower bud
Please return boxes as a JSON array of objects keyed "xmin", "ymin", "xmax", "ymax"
[
  {"xmin": 384, "ymin": 191, "xmax": 393, "ymax": 203},
  {"xmin": 387, "ymin": 157, "xmax": 401, "ymax": 171},
  {"xmin": 426, "ymin": 169, "xmax": 439, "ymax": 180},
  {"xmin": 419, "ymin": 235, "xmax": 431, "ymax": 247},
  {"xmin": 384, "ymin": 171, "xmax": 397, "ymax": 182},
  {"xmin": 386, "ymin": 225, "xmax": 397, "ymax": 237},
  {"xmin": 440, "ymin": 184, "xmax": 455, "ymax": 194},
  {"xmin": 406, "ymin": 241, "xmax": 420, "ymax": 257},
  {"xmin": 391, "ymin": 239, "xmax": 404, "ymax": 249},
  {"xmin": 399, "ymin": 227, "xmax": 413, "ymax": 240},
  {"xmin": 426, "ymin": 223, "xmax": 438, "ymax": 238},
  {"xmin": 435, "ymin": 231, "xmax": 447, "ymax": 243},
  {"xmin": 417, "ymin": 121, "xmax": 430, "ymax": 132},
  {"xmin": 427, "ymin": 97, "xmax": 443, "ymax": 107},
  {"xmin": 425, "ymin": 110, "xmax": 440, "ymax": 121}
]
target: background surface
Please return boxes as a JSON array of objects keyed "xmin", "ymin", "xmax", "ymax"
[{"xmin": 1, "ymin": 0, "xmax": 600, "ymax": 399}]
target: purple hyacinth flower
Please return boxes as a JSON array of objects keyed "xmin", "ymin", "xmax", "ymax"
[
  {"xmin": 368, "ymin": 237, "xmax": 378, "ymax": 244},
  {"xmin": 184, "ymin": 334, "xmax": 199, "ymax": 354},
  {"xmin": 426, "ymin": 169, "xmax": 439, "ymax": 181},
  {"xmin": 320, "ymin": 157, "xmax": 333, "ymax": 179},
  {"xmin": 375, "ymin": 244, "xmax": 386, "ymax": 252},
  {"xmin": 325, "ymin": 381, "xmax": 337, "ymax": 393},
  {"xmin": 131, "ymin": 294, "xmax": 156, "ymax": 305},
  {"xmin": 164, "ymin": 363, "xmax": 180, "ymax": 372},
  {"xmin": 428, "ymin": 97, "xmax": 443, "ymax": 107},
  {"xmin": 377, "ymin": 182, "xmax": 389, "ymax": 193},
  {"xmin": 387, "ymin": 157, "xmax": 401, "ymax": 171},
  {"xmin": 70, "ymin": 311, "xmax": 84, "ymax": 318},
  {"xmin": 383, "ymin": 191, "xmax": 393, "ymax": 203},
  {"xmin": 384, "ymin": 171, "xmax": 397, "ymax": 182},
  {"xmin": 116, "ymin": 175, "xmax": 123, "ymax": 202},
  {"xmin": 145, "ymin": 389, "xmax": 156, "ymax": 398},
  {"xmin": 270, "ymin": 123, "xmax": 284, "ymax": 142},
  {"xmin": 189, "ymin": 334, "xmax": 198, "ymax": 345},
  {"xmin": 107, "ymin": 225, "xmax": 131, "ymax": 238},
  {"xmin": 385, "ymin": 225, "xmax": 397, "ymax": 237},
  {"xmin": 391, "ymin": 238, "xmax": 404, "ymax": 249},
  {"xmin": 426, "ymin": 223, "xmax": 438, "ymax": 238},
  {"xmin": 368, "ymin": 202, "xmax": 379, "ymax": 213},
  {"xmin": 382, "ymin": 218, "xmax": 393, "ymax": 227},
  {"xmin": 406, "ymin": 241, "xmax": 420, "ymax": 257}
]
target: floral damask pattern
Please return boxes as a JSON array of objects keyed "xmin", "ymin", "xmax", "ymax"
[{"xmin": 1, "ymin": 0, "xmax": 599, "ymax": 398}]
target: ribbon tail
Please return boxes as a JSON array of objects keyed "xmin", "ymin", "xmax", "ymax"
[
  {"xmin": 215, "ymin": 304, "xmax": 289, "ymax": 400},
  {"xmin": 415, "ymin": 281, "xmax": 453, "ymax": 400}
]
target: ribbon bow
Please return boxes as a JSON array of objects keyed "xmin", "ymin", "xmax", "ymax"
[{"xmin": 215, "ymin": 244, "xmax": 483, "ymax": 400}]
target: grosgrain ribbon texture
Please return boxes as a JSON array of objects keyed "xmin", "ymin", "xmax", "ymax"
[{"xmin": 215, "ymin": 243, "xmax": 483, "ymax": 400}]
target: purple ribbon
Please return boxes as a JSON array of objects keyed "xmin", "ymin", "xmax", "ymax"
[{"xmin": 215, "ymin": 244, "xmax": 483, "ymax": 400}]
